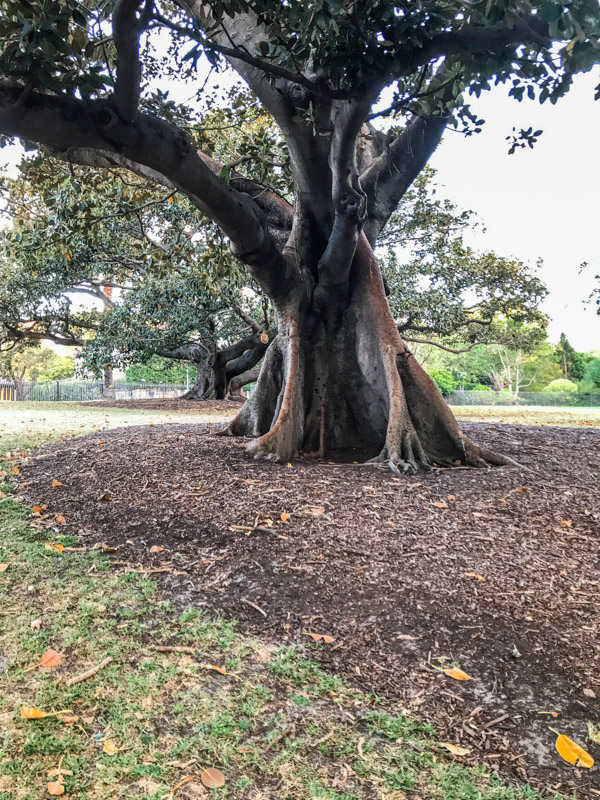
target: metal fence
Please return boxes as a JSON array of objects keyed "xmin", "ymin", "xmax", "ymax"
[
  {"xmin": 23, "ymin": 381, "xmax": 188, "ymax": 402},
  {"xmin": 447, "ymin": 390, "xmax": 600, "ymax": 407}
]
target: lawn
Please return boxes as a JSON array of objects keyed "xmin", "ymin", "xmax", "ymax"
[{"xmin": 0, "ymin": 409, "xmax": 569, "ymax": 799}]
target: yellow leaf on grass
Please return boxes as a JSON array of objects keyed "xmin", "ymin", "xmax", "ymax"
[
  {"xmin": 40, "ymin": 649, "xmax": 62, "ymax": 668},
  {"xmin": 21, "ymin": 706, "xmax": 48, "ymax": 719},
  {"xmin": 438, "ymin": 742, "xmax": 471, "ymax": 756},
  {"xmin": 55, "ymin": 514, "xmax": 66, "ymax": 524},
  {"xmin": 433, "ymin": 501, "xmax": 448, "ymax": 509},
  {"xmin": 555, "ymin": 733, "xmax": 594, "ymax": 768},
  {"xmin": 0, "ymin": 563, "xmax": 8, "ymax": 572},
  {"xmin": 103, "ymin": 740, "xmax": 119, "ymax": 755},
  {"xmin": 52, "ymin": 480, "xmax": 63, "ymax": 487},
  {"xmin": 149, "ymin": 545, "xmax": 164, "ymax": 553},
  {"xmin": 47, "ymin": 779, "xmax": 65, "ymax": 795},
  {"xmin": 444, "ymin": 668, "xmax": 471, "ymax": 681},
  {"xmin": 45, "ymin": 542, "xmax": 64, "ymax": 553},
  {"xmin": 200, "ymin": 663, "xmax": 227, "ymax": 675},
  {"xmin": 201, "ymin": 767, "xmax": 226, "ymax": 788},
  {"xmin": 11, "ymin": 466, "xmax": 19, "ymax": 475},
  {"xmin": 305, "ymin": 632, "xmax": 336, "ymax": 644}
]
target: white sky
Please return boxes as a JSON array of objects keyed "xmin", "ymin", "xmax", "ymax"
[{"xmin": 1, "ymin": 62, "xmax": 599, "ymax": 352}]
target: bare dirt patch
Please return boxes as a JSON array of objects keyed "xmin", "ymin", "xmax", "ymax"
[
  {"xmin": 83, "ymin": 397, "xmax": 242, "ymax": 414},
  {"xmin": 18, "ymin": 422, "xmax": 600, "ymax": 796}
]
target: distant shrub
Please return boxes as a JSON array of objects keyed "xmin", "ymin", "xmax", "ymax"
[
  {"xmin": 428, "ymin": 368, "xmax": 456, "ymax": 397},
  {"xmin": 542, "ymin": 379, "xmax": 578, "ymax": 393},
  {"xmin": 470, "ymin": 383, "xmax": 493, "ymax": 392}
]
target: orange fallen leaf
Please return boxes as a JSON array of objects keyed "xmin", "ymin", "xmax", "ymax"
[
  {"xmin": 201, "ymin": 767, "xmax": 226, "ymax": 788},
  {"xmin": 55, "ymin": 515, "xmax": 66, "ymax": 525},
  {"xmin": 21, "ymin": 706, "xmax": 48, "ymax": 719},
  {"xmin": 305, "ymin": 632, "xmax": 336, "ymax": 644},
  {"xmin": 280, "ymin": 512, "xmax": 290, "ymax": 523},
  {"xmin": 0, "ymin": 490, "xmax": 5, "ymax": 499},
  {"xmin": 40, "ymin": 649, "xmax": 63, "ymax": 668},
  {"xmin": 411, "ymin": 482, "xmax": 422, "ymax": 488},
  {"xmin": 464, "ymin": 572, "xmax": 486, "ymax": 582},
  {"xmin": 47, "ymin": 779, "xmax": 65, "ymax": 795},
  {"xmin": 103, "ymin": 740, "xmax": 119, "ymax": 755},
  {"xmin": 555, "ymin": 733, "xmax": 594, "ymax": 768},
  {"xmin": 45, "ymin": 542, "xmax": 64, "ymax": 553},
  {"xmin": 200, "ymin": 663, "xmax": 227, "ymax": 675},
  {"xmin": 447, "ymin": 495, "xmax": 456, "ymax": 501},
  {"xmin": 97, "ymin": 542, "xmax": 117, "ymax": 552},
  {"xmin": 33, "ymin": 505, "xmax": 46, "ymax": 515},
  {"xmin": 172, "ymin": 775, "xmax": 197, "ymax": 793},
  {"xmin": 443, "ymin": 667, "xmax": 471, "ymax": 681},
  {"xmin": 560, "ymin": 519, "xmax": 572, "ymax": 527},
  {"xmin": 516, "ymin": 487, "xmax": 531, "ymax": 493},
  {"xmin": 11, "ymin": 466, "xmax": 19, "ymax": 475},
  {"xmin": 433, "ymin": 501, "xmax": 448, "ymax": 509},
  {"xmin": 51, "ymin": 480, "xmax": 63, "ymax": 487},
  {"xmin": 0, "ymin": 563, "xmax": 8, "ymax": 572},
  {"xmin": 149, "ymin": 545, "xmax": 164, "ymax": 553}
]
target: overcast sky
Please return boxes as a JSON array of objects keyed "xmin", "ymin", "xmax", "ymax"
[{"xmin": 1, "ymin": 64, "xmax": 599, "ymax": 352}]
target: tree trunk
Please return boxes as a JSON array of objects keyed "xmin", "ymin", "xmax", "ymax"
[
  {"xmin": 226, "ymin": 367, "xmax": 260, "ymax": 401},
  {"xmin": 180, "ymin": 359, "xmax": 226, "ymax": 400},
  {"xmin": 102, "ymin": 367, "xmax": 116, "ymax": 400},
  {"xmin": 223, "ymin": 236, "xmax": 512, "ymax": 473}
]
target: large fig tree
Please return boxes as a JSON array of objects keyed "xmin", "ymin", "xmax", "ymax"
[{"xmin": 1, "ymin": 0, "xmax": 598, "ymax": 469}]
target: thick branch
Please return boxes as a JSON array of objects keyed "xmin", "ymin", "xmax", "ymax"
[
  {"xmin": 112, "ymin": 0, "xmax": 152, "ymax": 122},
  {"xmin": 402, "ymin": 337, "xmax": 478, "ymax": 354},
  {"xmin": 362, "ymin": 115, "xmax": 448, "ymax": 245}
]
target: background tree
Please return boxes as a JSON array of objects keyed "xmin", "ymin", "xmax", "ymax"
[
  {"xmin": 1, "ymin": 0, "xmax": 598, "ymax": 470},
  {"xmin": 0, "ymin": 344, "xmax": 73, "ymax": 400}
]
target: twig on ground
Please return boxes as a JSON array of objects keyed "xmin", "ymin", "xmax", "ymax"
[{"xmin": 66, "ymin": 656, "xmax": 112, "ymax": 686}]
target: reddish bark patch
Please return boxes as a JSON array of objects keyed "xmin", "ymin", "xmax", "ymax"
[{"xmin": 19, "ymin": 422, "xmax": 600, "ymax": 796}]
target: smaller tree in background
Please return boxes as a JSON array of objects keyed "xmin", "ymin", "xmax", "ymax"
[
  {"xmin": 0, "ymin": 345, "xmax": 74, "ymax": 400},
  {"xmin": 580, "ymin": 358, "xmax": 600, "ymax": 393},
  {"xmin": 554, "ymin": 333, "xmax": 592, "ymax": 382},
  {"xmin": 543, "ymin": 379, "xmax": 579, "ymax": 393}
]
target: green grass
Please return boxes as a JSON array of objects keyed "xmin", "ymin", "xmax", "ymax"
[
  {"xmin": 451, "ymin": 404, "xmax": 600, "ymax": 428},
  {"xmin": 0, "ymin": 425, "xmax": 565, "ymax": 799}
]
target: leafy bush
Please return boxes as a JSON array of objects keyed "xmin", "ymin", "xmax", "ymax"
[
  {"xmin": 582, "ymin": 357, "xmax": 600, "ymax": 390},
  {"xmin": 428, "ymin": 368, "xmax": 456, "ymax": 396},
  {"xmin": 542, "ymin": 379, "xmax": 578, "ymax": 393},
  {"xmin": 125, "ymin": 357, "xmax": 196, "ymax": 384},
  {"xmin": 469, "ymin": 383, "xmax": 493, "ymax": 391}
]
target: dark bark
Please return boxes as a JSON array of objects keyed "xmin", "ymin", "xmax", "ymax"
[
  {"xmin": 226, "ymin": 367, "xmax": 260, "ymax": 401},
  {"xmin": 102, "ymin": 367, "xmax": 116, "ymax": 400}
]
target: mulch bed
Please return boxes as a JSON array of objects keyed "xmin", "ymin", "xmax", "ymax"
[
  {"xmin": 18, "ymin": 421, "xmax": 600, "ymax": 796},
  {"xmin": 82, "ymin": 398, "xmax": 242, "ymax": 413}
]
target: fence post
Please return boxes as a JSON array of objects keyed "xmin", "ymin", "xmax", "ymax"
[{"xmin": 56, "ymin": 380, "xmax": 60, "ymax": 402}]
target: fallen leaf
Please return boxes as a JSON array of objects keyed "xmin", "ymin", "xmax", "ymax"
[
  {"xmin": 443, "ymin": 667, "xmax": 471, "ymax": 681},
  {"xmin": 447, "ymin": 495, "xmax": 456, "ymax": 501},
  {"xmin": 560, "ymin": 519, "xmax": 572, "ymax": 527},
  {"xmin": 51, "ymin": 480, "xmax": 63, "ymax": 487},
  {"xmin": 200, "ymin": 663, "xmax": 227, "ymax": 675},
  {"xmin": 588, "ymin": 722, "xmax": 600, "ymax": 744},
  {"xmin": 201, "ymin": 767, "xmax": 226, "ymax": 788},
  {"xmin": 40, "ymin": 649, "xmax": 62, "ymax": 668},
  {"xmin": 98, "ymin": 493, "xmax": 111, "ymax": 502},
  {"xmin": 21, "ymin": 706, "xmax": 48, "ymax": 719},
  {"xmin": 97, "ymin": 542, "xmax": 117, "ymax": 552},
  {"xmin": 11, "ymin": 466, "xmax": 19, "ymax": 475},
  {"xmin": 583, "ymin": 688, "xmax": 596, "ymax": 699},
  {"xmin": 31, "ymin": 618, "xmax": 42, "ymax": 630},
  {"xmin": 280, "ymin": 512, "xmax": 290, "ymax": 523},
  {"xmin": 438, "ymin": 742, "xmax": 470, "ymax": 756},
  {"xmin": 300, "ymin": 505, "xmax": 325, "ymax": 516},
  {"xmin": 464, "ymin": 572, "xmax": 486, "ymax": 582},
  {"xmin": 47, "ymin": 779, "xmax": 65, "ymax": 795},
  {"xmin": 555, "ymin": 733, "xmax": 594, "ymax": 768},
  {"xmin": 32, "ymin": 505, "xmax": 46, "ymax": 515},
  {"xmin": 55, "ymin": 515, "xmax": 66, "ymax": 525},
  {"xmin": 516, "ymin": 487, "xmax": 531, "ymax": 493},
  {"xmin": 0, "ymin": 563, "xmax": 8, "ymax": 572},
  {"xmin": 433, "ymin": 501, "xmax": 448, "ymax": 509},
  {"xmin": 59, "ymin": 715, "xmax": 79, "ymax": 724},
  {"xmin": 103, "ymin": 740, "xmax": 119, "ymax": 755},
  {"xmin": 45, "ymin": 542, "xmax": 64, "ymax": 553},
  {"xmin": 305, "ymin": 632, "xmax": 336, "ymax": 644},
  {"xmin": 172, "ymin": 775, "xmax": 197, "ymax": 793},
  {"xmin": 149, "ymin": 545, "xmax": 164, "ymax": 553},
  {"xmin": 411, "ymin": 483, "xmax": 422, "ymax": 488}
]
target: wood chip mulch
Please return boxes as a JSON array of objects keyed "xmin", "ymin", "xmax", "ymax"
[{"xmin": 18, "ymin": 421, "xmax": 600, "ymax": 797}]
